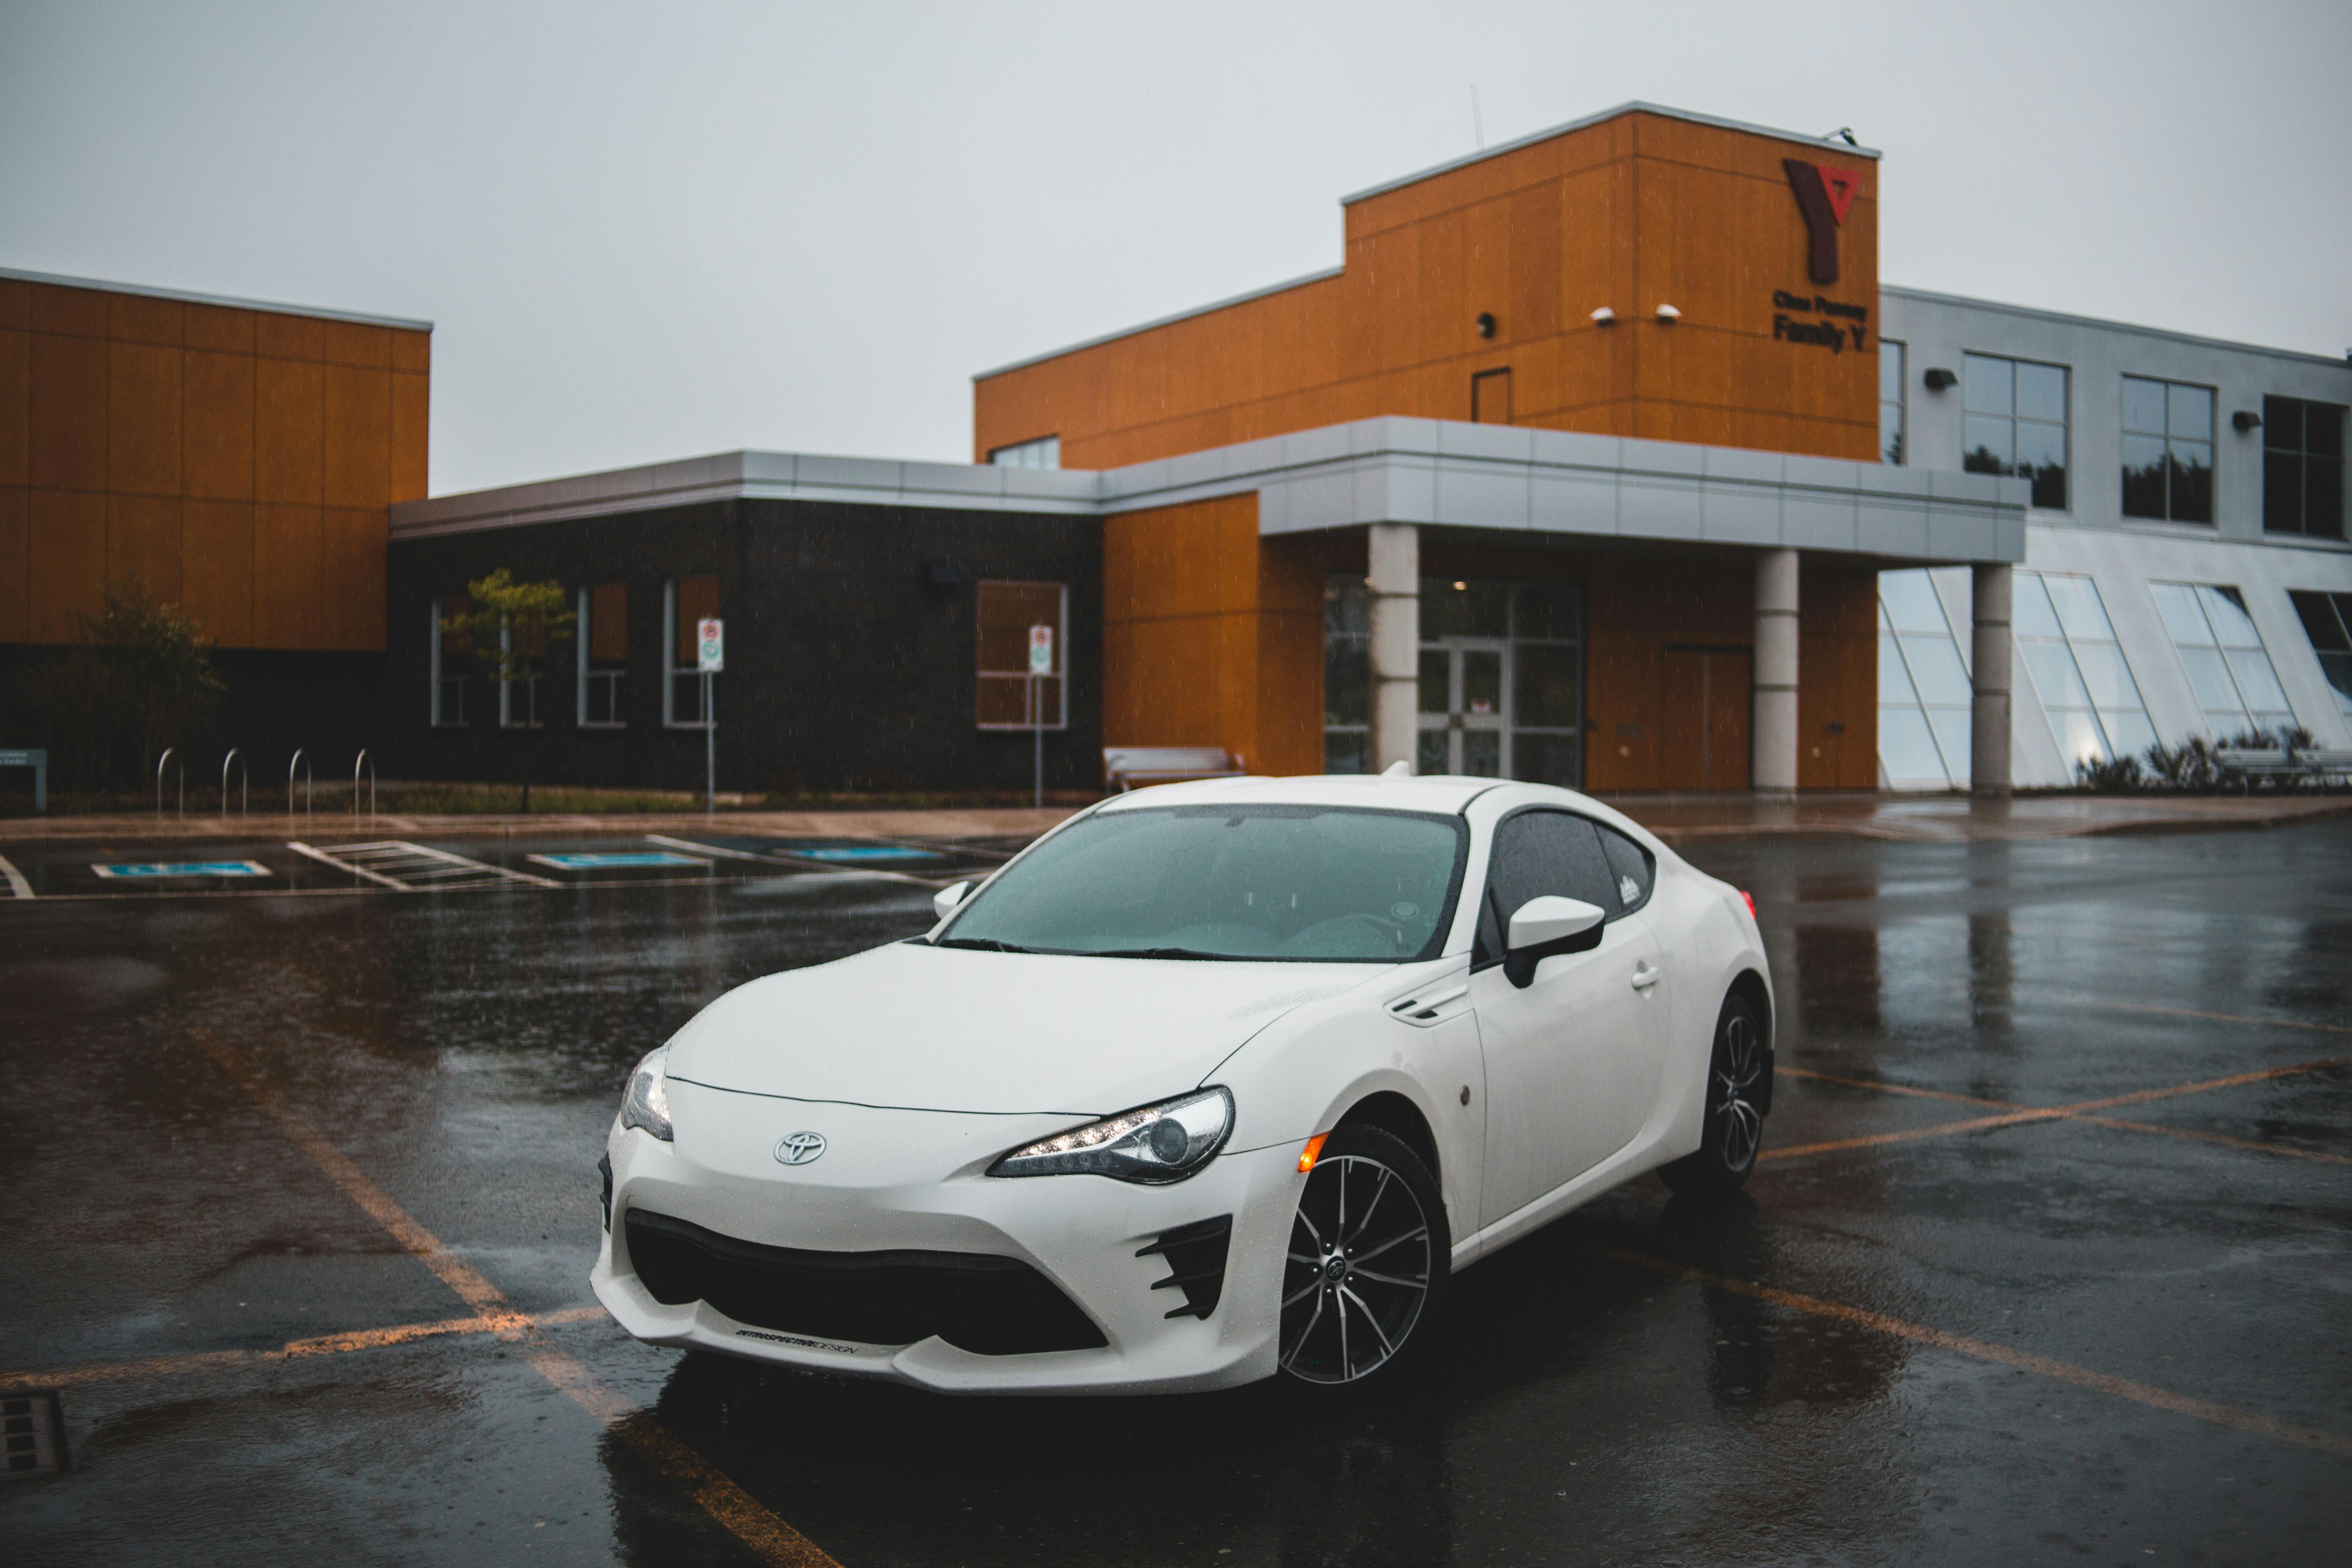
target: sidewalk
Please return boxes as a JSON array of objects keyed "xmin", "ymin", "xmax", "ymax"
[{"xmin": 3, "ymin": 791, "xmax": 2345, "ymax": 847}]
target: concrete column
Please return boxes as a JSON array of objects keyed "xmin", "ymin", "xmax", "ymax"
[
  {"xmin": 1971, "ymin": 562, "xmax": 2014, "ymax": 797},
  {"xmin": 1752, "ymin": 548, "xmax": 1799, "ymax": 796},
  {"xmin": 1368, "ymin": 524, "xmax": 1420, "ymax": 774}
]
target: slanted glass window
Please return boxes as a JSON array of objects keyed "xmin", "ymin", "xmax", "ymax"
[
  {"xmin": 2122, "ymin": 377, "xmax": 2215, "ymax": 524},
  {"xmin": 2149, "ymin": 582, "xmax": 2297, "ymax": 740},
  {"xmin": 977, "ymin": 580, "xmax": 1066, "ymax": 730},
  {"xmin": 2012, "ymin": 572, "xmax": 2156, "ymax": 773},
  {"xmin": 2264, "ymin": 397, "xmax": 2345, "ymax": 539},
  {"xmin": 989, "ymin": 435, "xmax": 1060, "ymax": 469},
  {"xmin": 1324, "ymin": 574, "xmax": 1372, "ymax": 774},
  {"xmin": 1963, "ymin": 352, "xmax": 2069, "ymax": 509},
  {"xmin": 578, "ymin": 582, "xmax": 626, "ymax": 728},
  {"xmin": 2286, "ymin": 591, "xmax": 2352, "ymax": 716},
  {"xmin": 498, "ymin": 611, "xmax": 547, "ymax": 729},
  {"xmin": 430, "ymin": 595, "xmax": 471, "ymax": 727},
  {"xmin": 1879, "ymin": 340, "xmax": 1906, "ymax": 465},
  {"xmin": 1876, "ymin": 569, "xmax": 1970, "ymax": 788},
  {"xmin": 664, "ymin": 576, "xmax": 718, "ymax": 728}
]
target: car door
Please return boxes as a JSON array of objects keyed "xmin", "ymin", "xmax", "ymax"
[{"xmin": 1470, "ymin": 808, "xmax": 1666, "ymax": 1229}]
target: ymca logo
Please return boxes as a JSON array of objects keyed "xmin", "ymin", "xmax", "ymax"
[{"xmin": 1782, "ymin": 160, "xmax": 1861, "ymax": 285}]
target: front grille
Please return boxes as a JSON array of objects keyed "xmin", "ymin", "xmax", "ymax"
[{"xmin": 623, "ymin": 1208, "xmax": 1107, "ymax": 1356}]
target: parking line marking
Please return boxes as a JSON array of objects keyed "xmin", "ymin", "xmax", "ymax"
[
  {"xmin": 193, "ymin": 1029, "xmax": 839, "ymax": 1568},
  {"xmin": 1767, "ymin": 1056, "xmax": 2352, "ymax": 1166},
  {"xmin": 0, "ymin": 851, "xmax": 32, "ymax": 898},
  {"xmin": 646, "ymin": 833, "xmax": 951, "ymax": 888},
  {"xmin": 1777, "ymin": 1066, "xmax": 2015, "ymax": 1111},
  {"xmin": 2026, "ymin": 995, "xmax": 2352, "ymax": 1037},
  {"xmin": 1593, "ymin": 1246, "xmax": 2352, "ymax": 1461},
  {"xmin": 3, "ymin": 1305, "xmax": 608, "ymax": 1390}
]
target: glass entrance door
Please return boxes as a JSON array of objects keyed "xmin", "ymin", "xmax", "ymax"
[{"xmin": 1419, "ymin": 641, "xmax": 1509, "ymax": 776}]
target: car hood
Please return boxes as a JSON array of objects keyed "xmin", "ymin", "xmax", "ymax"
[{"xmin": 664, "ymin": 940, "xmax": 1379, "ymax": 1115}]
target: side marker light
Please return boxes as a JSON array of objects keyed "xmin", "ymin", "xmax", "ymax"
[
  {"xmin": 1297, "ymin": 1132, "xmax": 1331, "ymax": 1174},
  {"xmin": 1740, "ymin": 890, "xmax": 1758, "ymax": 922}
]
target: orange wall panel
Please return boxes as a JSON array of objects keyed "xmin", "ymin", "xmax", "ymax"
[
  {"xmin": 390, "ymin": 371, "xmax": 428, "ymax": 502},
  {"xmin": 180, "ymin": 498, "xmax": 254, "ymax": 646},
  {"xmin": 30, "ymin": 283, "xmax": 108, "ymax": 339},
  {"xmin": 30, "ymin": 333, "xmax": 107, "ymax": 490},
  {"xmin": 183, "ymin": 351, "xmax": 255, "ymax": 501},
  {"xmin": 29, "ymin": 488, "xmax": 105, "ymax": 638},
  {"xmin": 320, "ymin": 320, "xmax": 391, "ymax": 369},
  {"xmin": 255, "ymin": 312, "xmax": 323, "ymax": 363},
  {"xmin": 323, "ymin": 365, "xmax": 390, "ymax": 509},
  {"xmin": 184, "ymin": 303, "xmax": 256, "ymax": 354},
  {"xmin": 0, "ymin": 279, "xmax": 28, "ymax": 330},
  {"xmin": 321, "ymin": 507, "xmax": 387, "ymax": 650},
  {"xmin": 106, "ymin": 492, "xmax": 182, "ymax": 601},
  {"xmin": 109, "ymin": 293, "xmax": 183, "ymax": 347},
  {"xmin": 0, "ymin": 487, "xmax": 27, "ymax": 640},
  {"xmin": 391, "ymin": 327, "xmax": 430, "ymax": 374},
  {"xmin": 254, "ymin": 357, "xmax": 323, "ymax": 505},
  {"xmin": 251, "ymin": 504, "xmax": 323, "ymax": 648},
  {"xmin": 0, "ymin": 328, "xmax": 27, "ymax": 486},
  {"xmin": 107, "ymin": 340, "xmax": 182, "ymax": 495}
]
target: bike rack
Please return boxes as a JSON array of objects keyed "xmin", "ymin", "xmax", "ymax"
[
  {"xmin": 352, "ymin": 749, "xmax": 376, "ymax": 818},
  {"xmin": 288, "ymin": 748, "xmax": 313, "ymax": 816},
  {"xmin": 221, "ymin": 748, "xmax": 248, "ymax": 816},
  {"xmin": 156, "ymin": 748, "xmax": 184, "ymax": 819}
]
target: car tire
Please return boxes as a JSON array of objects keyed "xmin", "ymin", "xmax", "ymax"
[
  {"xmin": 1276, "ymin": 1124, "xmax": 1450, "ymax": 1388},
  {"xmin": 1660, "ymin": 990, "xmax": 1769, "ymax": 1195}
]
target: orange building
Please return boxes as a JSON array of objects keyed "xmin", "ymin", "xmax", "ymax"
[
  {"xmin": 974, "ymin": 101, "xmax": 2018, "ymax": 794},
  {"xmin": 0, "ymin": 266, "xmax": 429, "ymax": 776}
]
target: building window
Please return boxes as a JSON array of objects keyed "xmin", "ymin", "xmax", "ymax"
[
  {"xmin": 430, "ymin": 595, "xmax": 471, "ymax": 727},
  {"xmin": 664, "ymin": 576, "xmax": 718, "ymax": 729},
  {"xmin": 1324, "ymin": 576, "xmax": 1372, "ymax": 774},
  {"xmin": 578, "ymin": 582, "xmax": 626, "ymax": 728},
  {"xmin": 2288, "ymin": 591, "xmax": 2352, "ymax": 715},
  {"xmin": 2264, "ymin": 397, "xmax": 2345, "ymax": 539},
  {"xmin": 989, "ymin": 435, "xmax": 1060, "ymax": 469},
  {"xmin": 2149, "ymin": 582, "xmax": 2297, "ymax": 740},
  {"xmin": 1472, "ymin": 368, "xmax": 1513, "ymax": 425},
  {"xmin": 976, "ymin": 580, "xmax": 1066, "ymax": 729},
  {"xmin": 1876, "ymin": 570, "xmax": 1970, "ymax": 788},
  {"xmin": 2013, "ymin": 572, "xmax": 2156, "ymax": 773},
  {"xmin": 1879, "ymin": 340, "xmax": 1906, "ymax": 464},
  {"xmin": 1962, "ymin": 352, "xmax": 2069, "ymax": 509},
  {"xmin": 2121, "ymin": 376, "xmax": 2215, "ymax": 525},
  {"xmin": 498, "ymin": 612, "xmax": 547, "ymax": 729}
]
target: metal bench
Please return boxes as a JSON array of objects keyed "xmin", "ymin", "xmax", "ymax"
[
  {"xmin": 1103, "ymin": 746, "xmax": 1247, "ymax": 792},
  {"xmin": 2214, "ymin": 746, "xmax": 2352, "ymax": 787}
]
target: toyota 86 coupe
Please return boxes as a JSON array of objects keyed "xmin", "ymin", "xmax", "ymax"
[{"xmin": 592, "ymin": 773, "xmax": 1773, "ymax": 1393}]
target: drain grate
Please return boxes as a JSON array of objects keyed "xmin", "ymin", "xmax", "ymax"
[{"xmin": 1, "ymin": 1389, "xmax": 68, "ymax": 1477}]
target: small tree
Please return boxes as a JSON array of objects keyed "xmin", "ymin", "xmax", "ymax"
[
  {"xmin": 14, "ymin": 579, "xmax": 225, "ymax": 791},
  {"xmin": 440, "ymin": 570, "xmax": 575, "ymax": 812}
]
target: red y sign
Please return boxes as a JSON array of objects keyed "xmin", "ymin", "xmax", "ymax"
[{"xmin": 1783, "ymin": 160, "xmax": 1861, "ymax": 285}]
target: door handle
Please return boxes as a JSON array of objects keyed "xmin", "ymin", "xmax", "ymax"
[{"xmin": 1630, "ymin": 963, "xmax": 1662, "ymax": 991}]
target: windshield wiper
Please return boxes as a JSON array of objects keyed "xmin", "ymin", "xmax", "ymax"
[
  {"xmin": 1090, "ymin": 946, "xmax": 1249, "ymax": 961},
  {"xmin": 931, "ymin": 937, "xmax": 1040, "ymax": 953}
]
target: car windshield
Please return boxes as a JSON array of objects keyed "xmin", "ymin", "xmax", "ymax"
[{"xmin": 939, "ymin": 805, "xmax": 1467, "ymax": 962}]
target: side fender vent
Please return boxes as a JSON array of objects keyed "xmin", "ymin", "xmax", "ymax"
[{"xmin": 1136, "ymin": 1216, "xmax": 1234, "ymax": 1320}]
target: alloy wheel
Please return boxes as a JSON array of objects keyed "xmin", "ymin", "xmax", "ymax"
[
  {"xmin": 1278, "ymin": 1153, "xmax": 1433, "ymax": 1383},
  {"xmin": 1715, "ymin": 1010, "xmax": 1765, "ymax": 1169}
]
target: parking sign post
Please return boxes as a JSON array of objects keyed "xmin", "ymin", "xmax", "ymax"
[
  {"xmin": 1028, "ymin": 624, "xmax": 1052, "ymax": 811},
  {"xmin": 697, "ymin": 618, "xmax": 724, "ymax": 813}
]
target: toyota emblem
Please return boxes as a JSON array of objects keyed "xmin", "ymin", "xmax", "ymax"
[{"xmin": 773, "ymin": 1131, "xmax": 828, "ymax": 1166}]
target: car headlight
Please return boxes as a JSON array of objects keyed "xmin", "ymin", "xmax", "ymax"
[
  {"xmin": 988, "ymin": 1087, "xmax": 1233, "ymax": 1183},
  {"xmin": 621, "ymin": 1045, "xmax": 674, "ymax": 1141}
]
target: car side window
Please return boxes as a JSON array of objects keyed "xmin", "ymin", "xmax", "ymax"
[
  {"xmin": 1597, "ymin": 825, "xmax": 1655, "ymax": 915},
  {"xmin": 1473, "ymin": 810, "xmax": 1620, "ymax": 968}
]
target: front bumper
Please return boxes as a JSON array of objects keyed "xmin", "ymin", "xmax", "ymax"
[{"xmin": 591, "ymin": 1083, "xmax": 1304, "ymax": 1395}]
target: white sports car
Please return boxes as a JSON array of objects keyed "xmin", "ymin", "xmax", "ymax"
[{"xmin": 592, "ymin": 774, "xmax": 1773, "ymax": 1393}]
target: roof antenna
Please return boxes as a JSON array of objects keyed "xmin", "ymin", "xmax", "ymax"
[
  {"xmin": 1823, "ymin": 126, "xmax": 1859, "ymax": 146},
  {"xmin": 1471, "ymin": 85, "xmax": 1485, "ymax": 151}
]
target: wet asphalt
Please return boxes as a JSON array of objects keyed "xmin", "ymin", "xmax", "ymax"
[{"xmin": 2, "ymin": 821, "xmax": 2348, "ymax": 1566}]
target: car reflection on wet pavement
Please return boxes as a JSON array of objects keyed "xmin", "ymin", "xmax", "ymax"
[{"xmin": 2, "ymin": 822, "xmax": 2348, "ymax": 1565}]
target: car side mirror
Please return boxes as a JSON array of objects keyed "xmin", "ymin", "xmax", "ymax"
[
  {"xmin": 1504, "ymin": 895, "xmax": 1606, "ymax": 988},
  {"xmin": 932, "ymin": 881, "xmax": 973, "ymax": 922}
]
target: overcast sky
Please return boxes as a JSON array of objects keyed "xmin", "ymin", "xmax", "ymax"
[{"xmin": 4, "ymin": 1, "xmax": 2346, "ymax": 497}]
